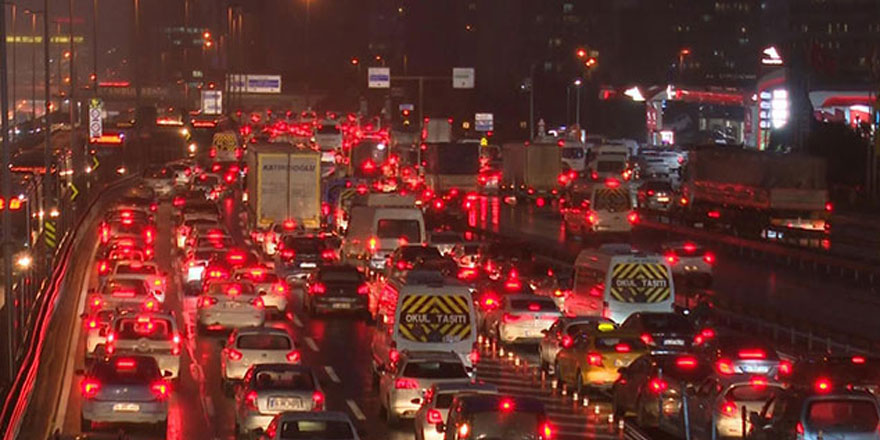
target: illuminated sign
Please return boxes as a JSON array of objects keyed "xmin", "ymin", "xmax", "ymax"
[{"xmin": 6, "ymin": 35, "xmax": 85, "ymax": 44}]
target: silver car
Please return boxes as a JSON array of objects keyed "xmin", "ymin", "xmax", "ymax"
[
  {"xmin": 82, "ymin": 309, "xmax": 116, "ymax": 358},
  {"xmin": 683, "ymin": 376, "xmax": 785, "ymax": 438},
  {"xmin": 234, "ymin": 364, "xmax": 323, "ymax": 436},
  {"xmin": 78, "ymin": 355, "xmax": 171, "ymax": 433},
  {"xmin": 483, "ymin": 295, "xmax": 561, "ymax": 344},
  {"xmin": 105, "ymin": 312, "xmax": 182, "ymax": 379},
  {"xmin": 662, "ymin": 241, "xmax": 715, "ymax": 286},
  {"xmin": 196, "ymin": 282, "xmax": 266, "ymax": 333},
  {"xmin": 262, "ymin": 411, "xmax": 360, "ymax": 440},
  {"xmin": 222, "ymin": 327, "xmax": 299, "ymax": 385},
  {"xmin": 413, "ymin": 382, "xmax": 497, "ymax": 440},
  {"xmin": 89, "ymin": 278, "xmax": 157, "ymax": 313},
  {"xmin": 537, "ymin": 316, "xmax": 617, "ymax": 373},
  {"xmin": 378, "ymin": 351, "xmax": 471, "ymax": 424},
  {"xmin": 233, "ymin": 268, "xmax": 290, "ymax": 313}
]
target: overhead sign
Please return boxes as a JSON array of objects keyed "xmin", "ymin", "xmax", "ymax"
[
  {"xmin": 201, "ymin": 90, "xmax": 223, "ymax": 115},
  {"xmin": 227, "ymin": 74, "xmax": 282, "ymax": 94},
  {"xmin": 399, "ymin": 103, "xmax": 414, "ymax": 111},
  {"xmin": 474, "ymin": 112, "xmax": 493, "ymax": 132},
  {"xmin": 452, "ymin": 67, "xmax": 475, "ymax": 89},
  {"xmin": 88, "ymin": 98, "xmax": 103, "ymax": 138},
  {"xmin": 368, "ymin": 67, "xmax": 391, "ymax": 89}
]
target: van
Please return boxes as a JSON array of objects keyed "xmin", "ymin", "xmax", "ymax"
[
  {"xmin": 341, "ymin": 194, "xmax": 425, "ymax": 272},
  {"xmin": 370, "ymin": 270, "xmax": 479, "ymax": 376},
  {"xmin": 588, "ymin": 144, "xmax": 629, "ymax": 181},
  {"xmin": 562, "ymin": 179, "xmax": 637, "ymax": 237},
  {"xmin": 566, "ymin": 244, "xmax": 675, "ymax": 323}
]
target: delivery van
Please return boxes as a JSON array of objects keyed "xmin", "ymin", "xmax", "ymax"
[
  {"xmin": 371, "ymin": 270, "xmax": 479, "ymax": 375},
  {"xmin": 565, "ymin": 244, "xmax": 674, "ymax": 323},
  {"xmin": 341, "ymin": 194, "xmax": 425, "ymax": 272}
]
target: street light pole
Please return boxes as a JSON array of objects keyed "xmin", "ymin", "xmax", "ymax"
[
  {"xmin": 304, "ymin": 0, "xmax": 311, "ymax": 109},
  {"xmin": 10, "ymin": 3, "xmax": 15, "ymax": 136},
  {"xmin": 92, "ymin": 0, "xmax": 97, "ymax": 93},
  {"xmin": 574, "ymin": 78, "xmax": 582, "ymax": 129},
  {"xmin": 0, "ymin": 0, "xmax": 15, "ymax": 384}
]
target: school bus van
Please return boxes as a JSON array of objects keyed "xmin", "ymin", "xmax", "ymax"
[
  {"xmin": 370, "ymin": 270, "xmax": 479, "ymax": 376},
  {"xmin": 565, "ymin": 244, "xmax": 674, "ymax": 323}
]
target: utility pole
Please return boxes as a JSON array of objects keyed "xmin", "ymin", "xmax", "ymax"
[
  {"xmin": 92, "ymin": 0, "xmax": 97, "ymax": 93},
  {"xmin": 43, "ymin": 0, "xmax": 51, "ymax": 252},
  {"xmin": 1, "ymin": 0, "xmax": 15, "ymax": 383},
  {"xmin": 10, "ymin": 3, "xmax": 15, "ymax": 138}
]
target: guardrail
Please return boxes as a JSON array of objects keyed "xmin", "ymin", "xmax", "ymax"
[{"xmin": 0, "ymin": 176, "xmax": 134, "ymax": 440}]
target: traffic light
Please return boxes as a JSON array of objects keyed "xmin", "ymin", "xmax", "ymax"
[
  {"xmin": 401, "ymin": 108, "xmax": 411, "ymax": 126},
  {"xmin": 585, "ymin": 57, "xmax": 598, "ymax": 68},
  {"xmin": 575, "ymin": 48, "xmax": 587, "ymax": 59}
]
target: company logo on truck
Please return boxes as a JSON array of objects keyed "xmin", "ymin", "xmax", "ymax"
[
  {"xmin": 398, "ymin": 294, "xmax": 472, "ymax": 343},
  {"xmin": 609, "ymin": 263, "xmax": 671, "ymax": 303},
  {"xmin": 262, "ymin": 163, "xmax": 316, "ymax": 172}
]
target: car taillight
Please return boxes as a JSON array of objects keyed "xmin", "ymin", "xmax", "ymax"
[
  {"xmin": 150, "ymin": 202, "xmax": 158, "ymax": 212},
  {"xmin": 287, "ymin": 350, "xmax": 301, "ymax": 363},
  {"xmin": 209, "ymin": 147, "xmax": 217, "ymax": 158},
  {"xmin": 480, "ymin": 295, "xmax": 499, "ymax": 311},
  {"xmin": 427, "ymin": 408, "xmax": 443, "ymax": 424},
  {"xmin": 703, "ymin": 252, "xmax": 716, "ymax": 264},
  {"xmin": 389, "ymin": 348, "xmax": 400, "ymax": 363},
  {"xmin": 172, "ymin": 333, "xmax": 181, "ymax": 355},
  {"xmin": 719, "ymin": 401, "xmax": 738, "ymax": 417},
  {"xmin": 614, "ymin": 343, "xmax": 631, "ymax": 353},
  {"xmin": 151, "ymin": 381, "xmax": 170, "ymax": 400},
  {"xmin": 587, "ymin": 352, "xmax": 603, "ymax": 366},
  {"xmin": 640, "ymin": 333, "xmax": 654, "ymax": 345},
  {"xmin": 97, "ymin": 260, "xmax": 109, "ymax": 275},
  {"xmin": 395, "ymin": 378, "xmax": 419, "ymax": 389},
  {"xmin": 561, "ymin": 335, "xmax": 573, "ymax": 349},
  {"xmin": 815, "ymin": 377, "xmax": 832, "ymax": 393},
  {"xmin": 88, "ymin": 295, "xmax": 103, "ymax": 309},
  {"xmin": 245, "ymin": 391, "xmax": 259, "ymax": 411},
  {"xmin": 81, "ymin": 378, "xmax": 101, "ymax": 399},
  {"xmin": 252, "ymin": 297, "xmax": 265, "ymax": 309},
  {"xmin": 172, "ymin": 196, "xmax": 185, "ymax": 207},
  {"xmin": 143, "ymin": 298, "xmax": 158, "ymax": 311},
  {"xmin": 144, "ymin": 227, "xmax": 155, "ymax": 244},
  {"xmin": 357, "ymin": 284, "xmax": 369, "ymax": 295},
  {"xmin": 100, "ymin": 225, "xmax": 110, "ymax": 243},
  {"xmin": 368, "ymin": 237, "xmax": 378, "ymax": 252},
  {"xmin": 227, "ymin": 348, "xmax": 243, "ymax": 361},
  {"xmin": 469, "ymin": 342, "xmax": 480, "ymax": 364},
  {"xmin": 676, "ymin": 356, "xmax": 698, "ymax": 370},
  {"xmin": 717, "ymin": 359, "xmax": 736, "ymax": 375},
  {"xmin": 281, "ymin": 249, "xmax": 295, "ymax": 259},
  {"xmin": 779, "ymin": 360, "xmax": 793, "ymax": 376},
  {"xmin": 540, "ymin": 422, "xmax": 554, "ymax": 440},
  {"xmin": 457, "ymin": 268, "xmax": 478, "ymax": 280},
  {"xmin": 197, "ymin": 296, "xmax": 218, "ymax": 308},
  {"xmin": 648, "ymin": 378, "xmax": 668, "ymax": 393},
  {"xmin": 738, "ymin": 349, "xmax": 766, "ymax": 360},
  {"xmin": 502, "ymin": 313, "xmax": 525, "ymax": 323},
  {"xmin": 273, "ymin": 283, "xmax": 288, "ymax": 295},
  {"xmin": 309, "ymin": 283, "xmax": 326, "ymax": 295},
  {"xmin": 321, "ymin": 249, "xmax": 337, "ymax": 261},
  {"xmin": 312, "ymin": 391, "xmax": 324, "ymax": 410},
  {"xmin": 665, "ymin": 253, "xmax": 678, "ymax": 265},
  {"xmin": 627, "ymin": 211, "xmax": 639, "ymax": 224},
  {"xmin": 796, "ymin": 422, "xmax": 804, "ymax": 435},
  {"xmin": 86, "ymin": 318, "xmax": 98, "ymax": 329}
]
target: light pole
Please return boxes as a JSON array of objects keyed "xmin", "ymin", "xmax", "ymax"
[
  {"xmin": 679, "ymin": 48, "xmax": 691, "ymax": 79},
  {"xmin": 0, "ymin": 0, "xmax": 13, "ymax": 383},
  {"xmin": 7, "ymin": 2, "xmax": 16, "ymax": 136},
  {"xmin": 23, "ymin": 9, "xmax": 37, "ymax": 123},
  {"xmin": 304, "ymin": 0, "xmax": 312, "ymax": 108},
  {"xmin": 574, "ymin": 78, "xmax": 582, "ymax": 129}
]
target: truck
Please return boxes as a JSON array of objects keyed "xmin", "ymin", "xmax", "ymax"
[
  {"xmin": 246, "ymin": 144, "xmax": 322, "ymax": 231},
  {"xmin": 678, "ymin": 147, "xmax": 830, "ymax": 241},
  {"xmin": 210, "ymin": 130, "xmax": 241, "ymax": 162},
  {"xmin": 422, "ymin": 117, "xmax": 453, "ymax": 143},
  {"xmin": 423, "ymin": 141, "xmax": 481, "ymax": 194},
  {"xmin": 501, "ymin": 140, "xmax": 563, "ymax": 197}
]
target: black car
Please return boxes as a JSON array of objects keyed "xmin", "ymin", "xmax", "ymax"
[
  {"xmin": 619, "ymin": 312, "xmax": 696, "ymax": 351},
  {"xmin": 277, "ymin": 234, "xmax": 325, "ymax": 282},
  {"xmin": 441, "ymin": 394, "xmax": 552, "ymax": 440},
  {"xmin": 303, "ymin": 265, "xmax": 369, "ymax": 317}
]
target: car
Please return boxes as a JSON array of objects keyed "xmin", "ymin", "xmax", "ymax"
[
  {"xmin": 82, "ymin": 309, "xmax": 116, "ymax": 359},
  {"xmin": 78, "ymin": 355, "xmax": 171, "ymax": 433},
  {"xmin": 222, "ymin": 327, "xmax": 299, "ymax": 388},
  {"xmin": 682, "ymin": 375, "xmax": 785, "ymax": 439},
  {"xmin": 385, "ymin": 244, "xmax": 457, "ymax": 279},
  {"xmin": 276, "ymin": 234, "xmax": 325, "ymax": 282},
  {"xmin": 95, "ymin": 245, "xmax": 146, "ymax": 278},
  {"xmin": 448, "ymin": 242, "xmax": 482, "ymax": 269},
  {"xmin": 413, "ymin": 382, "xmax": 498, "ymax": 440},
  {"xmin": 440, "ymin": 394, "xmax": 553, "ymax": 440},
  {"xmin": 196, "ymin": 282, "xmax": 266, "ymax": 333},
  {"xmin": 261, "ymin": 411, "xmax": 361, "ymax": 440},
  {"xmin": 99, "ymin": 217, "xmax": 156, "ymax": 248},
  {"xmin": 698, "ymin": 335, "xmax": 790, "ymax": 379},
  {"xmin": 143, "ymin": 166, "xmax": 175, "ymax": 197},
  {"xmin": 538, "ymin": 316, "xmax": 617, "ymax": 373},
  {"xmin": 483, "ymin": 295, "xmax": 561, "ymax": 344},
  {"xmin": 180, "ymin": 248, "xmax": 226, "ymax": 294},
  {"xmin": 171, "ymin": 189, "xmax": 208, "ymax": 212},
  {"xmin": 428, "ymin": 231, "xmax": 462, "ymax": 256},
  {"xmin": 107, "ymin": 260, "xmax": 167, "ymax": 303},
  {"xmin": 88, "ymin": 278, "xmax": 158, "ymax": 313},
  {"xmin": 618, "ymin": 312, "xmax": 698, "ymax": 351},
  {"xmin": 791, "ymin": 354, "xmax": 880, "ymax": 393},
  {"xmin": 748, "ymin": 387, "xmax": 880, "ymax": 440},
  {"xmin": 234, "ymin": 364, "xmax": 324, "ymax": 436},
  {"xmin": 378, "ymin": 351, "xmax": 471, "ymax": 424},
  {"xmin": 612, "ymin": 352, "xmax": 713, "ymax": 427},
  {"xmin": 232, "ymin": 266, "xmax": 290, "ymax": 314},
  {"xmin": 530, "ymin": 267, "xmax": 572, "ymax": 310},
  {"xmin": 637, "ymin": 180, "xmax": 675, "ymax": 211},
  {"xmin": 473, "ymin": 277, "xmax": 536, "ymax": 323},
  {"xmin": 555, "ymin": 329, "xmax": 648, "ymax": 393},
  {"xmin": 303, "ymin": 265, "xmax": 369, "ymax": 316},
  {"xmin": 104, "ymin": 313, "xmax": 182, "ymax": 379},
  {"xmin": 662, "ymin": 241, "xmax": 715, "ymax": 287}
]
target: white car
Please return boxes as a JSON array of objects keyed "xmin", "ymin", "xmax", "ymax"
[
  {"xmin": 413, "ymin": 382, "xmax": 497, "ymax": 440},
  {"xmin": 221, "ymin": 327, "xmax": 299, "ymax": 389},
  {"xmin": 105, "ymin": 313, "xmax": 182, "ymax": 379},
  {"xmin": 82, "ymin": 309, "xmax": 116, "ymax": 358},
  {"xmin": 661, "ymin": 241, "xmax": 715, "ymax": 286},
  {"xmin": 196, "ymin": 282, "xmax": 266, "ymax": 333},
  {"xmin": 233, "ymin": 364, "xmax": 323, "ymax": 436},
  {"xmin": 232, "ymin": 267, "xmax": 289, "ymax": 313},
  {"xmin": 109, "ymin": 260, "xmax": 167, "ymax": 303},
  {"xmin": 484, "ymin": 295, "xmax": 561, "ymax": 344},
  {"xmin": 378, "ymin": 351, "xmax": 470, "ymax": 424}
]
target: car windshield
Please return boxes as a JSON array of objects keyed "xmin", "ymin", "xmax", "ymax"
[
  {"xmin": 725, "ymin": 384, "xmax": 782, "ymax": 401},
  {"xmin": 280, "ymin": 420, "xmax": 354, "ymax": 439},
  {"xmin": 252, "ymin": 370, "xmax": 314, "ymax": 390},
  {"xmin": 639, "ymin": 314, "xmax": 694, "ymax": 332},
  {"xmin": 283, "ymin": 237, "xmax": 322, "ymax": 253},
  {"xmin": 401, "ymin": 246, "xmax": 442, "ymax": 261},
  {"xmin": 402, "ymin": 361, "xmax": 467, "ymax": 379},
  {"xmin": 237, "ymin": 334, "xmax": 292, "ymax": 350},
  {"xmin": 116, "ymin": 264, "xmax": 157, "ymax": 275},
  {"xmin": 806, "ymin": 399, "xmax": 879, "ymax": 432},
  {"xmin": 319, "ymin": 268, "xmax": 362, "ymax": 283},
  {"xmin": 92, "ymin": 358, "xmax": 161, "ymax": 384},
  {"xmin": 562, "ymin": 147, "xmax": 585, "ymax": 159},
  {"xmin": 115, "ymin": 318, "xmax": 172, "ymax": 340},
  {"xmin": 509, "ymin": 299, "xmax": 557, "ymax": 312},
  {"xmin": 377, "ymin": 219, "xmax": 421, "ymax": 242}
]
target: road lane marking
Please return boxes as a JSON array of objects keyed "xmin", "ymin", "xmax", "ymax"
[
  {"xmin": 304, "ymin": 336, "xmax": 319, "ymax": 352},
  {"xmin": 346, "ymin": 399, "xmax": 366, "ymax": 421},
  {"xmin": 324, "ymin": 366, "xmax": 341, "ymax": 383},
  {"xmin": 292, "ymin": 314, "xmax": 303, "ymax": 328}
]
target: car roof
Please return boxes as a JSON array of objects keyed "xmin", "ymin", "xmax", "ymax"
[{"xmin": 235, "ymin": 326, "xmax": 290, "ymax": 336}]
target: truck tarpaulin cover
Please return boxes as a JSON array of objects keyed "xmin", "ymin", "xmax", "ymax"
[
  {"xmin": 609, "ymin": 263, "xmax": 671, "ymax": 303},
  {"xmin": 257, "ymin": 153, "xmax": 321, "ymax": 229},
  {"xmin": 398, "ymin": 294, "xmax": 472, "ymax": 343}
]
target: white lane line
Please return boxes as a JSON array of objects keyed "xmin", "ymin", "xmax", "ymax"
[
  {"xmin": 324, "ymin": 366, "xmax": 341, "ymax": 384},
  {"xmin": 292, "ymin": 314, "xmax": 303, "ymax": 328},
  {"xmin": 304, "ymin": 336, "xmax": 319, "ymax": 352},
  {"xmin": 346, "ymin": 399, "xmax": 366, "ymax": 421}
]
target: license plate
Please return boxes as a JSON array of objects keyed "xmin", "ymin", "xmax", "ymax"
[
  {"xmin": 113, "ymin": 403, "xmax": 140, "ymax": 412},
  {"xmin": 300, "ymin": 262, "xmax": 317, "ymax": 269},
  {"xmin": 225, "ymin": 301, "xmax": 241, "ymax": 309},
  {"xmin": 332, "ymin": 303, "xmax": 351, "ymax": 309},
  {"xmin": 268, "ymin": 397, "xmax": 301, "ymax": 410},
  {"xmin": 664, "ymin": 339, "xmax": 685, "ymax": 346},
  {"xmin": 740, "ymin": 364, "xmax": 769, "ymax": 374}
]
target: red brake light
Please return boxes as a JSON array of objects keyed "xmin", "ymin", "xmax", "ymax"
[
  {"xmin": 502, "ymin": 313, "xmax": 525, "ymax": 323},
  {"xmin": 89, "ymin": 294, "xmax": 103, "ymax": 309},
  {"xmin": 172, "ymin": 196, "xmax": 185, "ymax": 207},
  {"xmin": 604, "ymin": 178, "xmax": 620, "ymax": 188},
  {"xmin": 717, "ymin": 359, "xmax": 735, "ymax": 375},
  {"xmin": 676, "ymin": 356, "xmax": 698, "ymax": 369},
  {"xmin": 648, "ymin": 378, "xmax": 668, "ymax": 393},
  {"xmin": 81, "ymin": 378, "xmax": 101, "ymax": 399},
  {"xmin": 245, "ymin": 391, "xmax": 259, "ymax": 411},
  {"xmin": 309, "ymin": 283, "xmax": 326, "ymax": 295},
  {"xmin": 703, "ymin": 252, "xmax": 716, "ymax": 264},
  {"xmin": 561, "ymin": 335, "xmax": 573, "ymax": 349},
  {"xmin": 469, "ymin": 346, "xmax": 480, "ymax": 364},
  {"xmin": 281, "ymin": 249, "xmax": 295, "ymax": 259},
  {"xmin": 528, "ymin": 303, "xmax": 541, "ymax": 312},
  {"xmin": 389, "ymin": 348, "xmax": 400, "ymax": 363},
  {"xmin": 614, "ymin": 343, "xmax": 631, "ymax": 353},
  {"xmin": 312, "ymin": 391, "xmax": 324, "ymax": 410},
  {"xmin": 720, "ymin": 401, "xmax": 738, "ymax": 417},
  {"xmin": 640, "ymin": 333, "xmax": 654, "ymax": 345},
  {"xmin": 321, "ymin": 249, "xmax": 337, "ymax": 261},
  {"xmin": 251, "ymin": 297, "xmax": 265, "ymax": 309},
  {"xmin": 227, "ymin": 348, "xmax": 243, "ymax": 361},
  {"xmin": 587, "ymin": 352, "xmax": 603, "ymax": 366},
  {"xmin": 357, "ymin": 284, "xmax": 370, "ymax": 295},
  {"xmin": 815, "ymin": 377, "xmax": 832, "ymax": 393},
  {"xmin": 796, "ymin": 422, "xmax": 804, "ymax": 435},
  {"xmin": 499, "ymin": 398, "xmax": 515, "ymax": 412},
  {"xmin": 395, "ymin": 378, "xmax": 419, "ymax": 389},
  {"xmin": 540, "ymin": 422, "xmax": 554, "ymax": 440},
  {"xmin": 427, "ymin": 408, "xmax": 444, "ymax": 424},
  {"xmin": 825, "ymin": 202, "xmax": 833, "ymax": 212},
  {"xmin": 852, "ymin": 356, "xmax": 867, "ymax": 364},
  {"xmin": 286, "ymin": 350, "xmax": 301, "ymax": 363},
  {"xmin": 665, "ymin": 253, "xmax": 678, "ymax": 265},
  {"xmin": 750, "ymin": 377, "xmax": 768, "ymax": 389},
  {"xmin": 480, "ymin": 295, "xmax": 499, "ymax": 311},
  {"xmin": 738, "ymin": 349, "xmax": 766, "ymax": 360},
  {"xmin": 627, "ymin": 211, "xmax": 639, "ymax": 224},
  {"xmin": 457, "ymin": 268, "xmax": 478, "ymax": 280},
  {"xmin": 368, "ymin": 237, "xmax": 378, "ymax": 251},
  {"xmin": 779, "ymin": 360, "xmax": 793, "ymax": 375},
  {"xmin": 198, "ymin": 296, "xmax": 218, "ymax": 308},
  {"xmin": 151, "ymin": 381, "xmax": 170, "ymax": 400},
  {"xmin": 505, "ymin": 279, "xmax": 523, "ymax": 291},
  {"xmin": 87, "ymin": 318, "xmax": 98, "ymax": 329}
]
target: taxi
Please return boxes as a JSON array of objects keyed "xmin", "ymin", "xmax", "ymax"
[{"xmin": 555, "ymin": 327, "xmax": 648, "ymax": 393}]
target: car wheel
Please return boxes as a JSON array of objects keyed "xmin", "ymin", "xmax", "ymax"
[{"xmin": 80, "ymin": 416, "xmax": 92, "ymax": 432}]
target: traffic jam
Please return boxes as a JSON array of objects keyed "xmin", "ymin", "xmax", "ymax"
[{"xmin": 71, "ymin": 111, "xmax": 878, "ymax": 440}]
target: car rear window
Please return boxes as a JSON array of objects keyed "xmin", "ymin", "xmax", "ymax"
[
  {"xmin": 510, "ymin": 299, "xmax": 558, "ymax": 312},
  {"xmin": 435, "ymin": 393, "xmax": 456, "ymax": 409},
  {"xmin": 595, "ymin": 337, "xmax": 647, "ymax": 351},
  {"xmin": 431, "ymin": 233, "xmax": 461, "ymax": 244},
  {"xmin": 725, "ymin": 384, "xmax": 782, "ymax": 402},
  {"xmin": 280, "ymin": 421, "xmax": 353, "ymax": 439},
  {"xmin": 283, "ymin": 237, "xmax": 321, "ymax": 253},
  {"xmin": 402, "ymin": 361, "xmax": 467, "ymax": 379},
  {"xmin": 252, "ymin": 370, "xmax": 314, "ymax": 390},
  {"xmin": 237, "ymin": 334, "xmax": 292, "ymax": 350},
  {"xmin": 401, "ymin": 246, "xmax": 442, "ymax": 260},
  {"xmin": 471, "ymin": 411, "xmax": 541, "ymax": 434},
  {"xmin": 640, "ymin": 314, "xmax": 694, "ymax": 332},
  {"xmin": 319, "ymin": 268, "xmax": 362, "ymax": 283},
  {"xmin": 377, "ymin": 219, "xmax": 421, "ymax": 242},
  {"xmin": 93, "ymin": 358, "xmax": 161, "ymax": 384},
  {"xmin": 806, "ymin": 399, "xmax": 879, "ymax": 432},
  {"xmin": 105, "ymin": 283, "xmax": 148, "ymax": 297},
  {"xmin": 116, "ymin": 264, "xmax": 157, "ymax": 275},
  {"xmin": 115, "ymin": 318, "xmax": 172, "ymax": 340}
]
